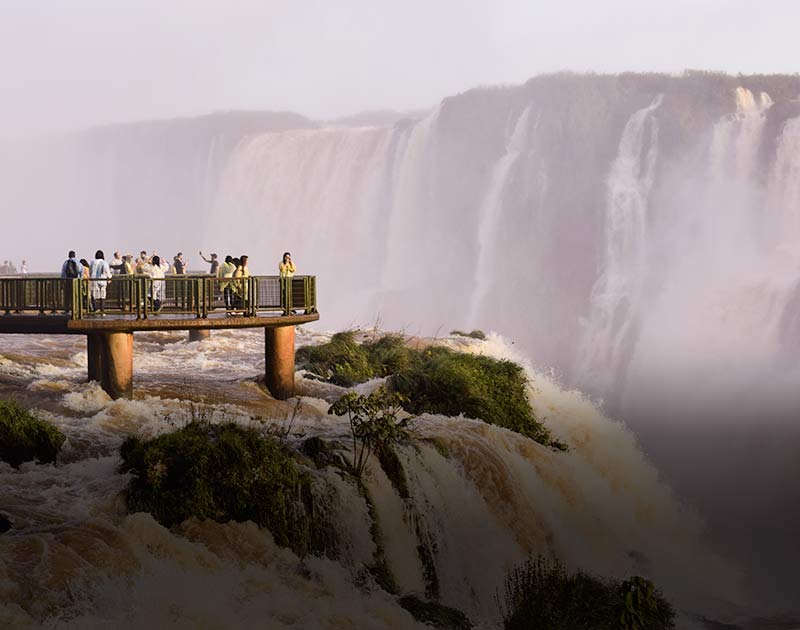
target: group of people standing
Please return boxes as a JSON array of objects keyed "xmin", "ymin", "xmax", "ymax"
[
  {"xmin": 0, "ymin": 260, "xmax": 27, "ymax": 275},
  {"xmin": 58, "ymin": 249, "xmax": 296, "ymax": 315}
]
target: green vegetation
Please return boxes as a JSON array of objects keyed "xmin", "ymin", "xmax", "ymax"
[
  {"xmin": 119, "ymin": 420, "xmax": 316, "ymax": 555},
  {"xmin": 450, "ymin": 329, "xmax": 487, "ymax": 340},
  {"xmin": 328, "ymin": 387, "xmax": 411, "ymax": 478},
  {"xmin": 501, "ymin": 556, "xmax": 675, "ymax": 630},
  {"xmin": 392, "ymin": 347, "xmax": 564, "ymax": 449},
  {"xmin": 297, "ymin": 331, "xmax": 373, "ymax": 387},
  {"xmin": 297, "ymin": 332, "xmax": 413, "ymax": 386},
  {"xmin": 299, "ymin": 333, "xmax": 565, "ymax": 449},
  {"xmin": 0, "ymin": 399, "xmax": 65, "ymax": 468},
  {"xmin": 398, "ymin": 595, "xmax": 473, "ymax": 629}
]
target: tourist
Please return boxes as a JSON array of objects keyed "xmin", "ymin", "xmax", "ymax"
[
  {"xmin": 148, "ymin": 255, "xmax": 166, "ymax": 312},
  {"xmin": 78, "ymin": 259, "xmax": 91, "ymax": 311},
  {"xmin": 61, "ymin": 251, "xmax": 82, "ymax": 280},
  {"xmin": 199, "ymin": 251, "xmax": 219, "ymax": 276},
  {"xmin": 279, "ymin": 252, "xmax": 296, "ymax": 314},
  {"xmin": 279, "ymin": 252, "xmax": 296, "ymax": 278},
  {"xmin": 173, "ymin": 253, "xmax": 186, "ymax": 275},
  {"xmin": 110, "ymin": 251, "xmax": 124, "ymax": 275},
  {"xmin": 61, "ymin": 251, "xmax": 82, "ymax": 312},
  {"xmin": 135, "ymin": 251, "xmax": 149, "ymax": 275},
  {"xmin": 220, "ymin": 255, "xmax": 236, "ymax": 311},
  {"xmin": 89, "ymin": 250, "xmax": 113, "ymax": 313},
  {"xmin": 20, "ymin": 260, "xmax": 27, "ymax": 275},
  {"xmin": 123, "ymin": 254, "xmax": 134, "ymax": 275},
  {"xmin": 232, "ymin": 255, "xmax": 250, "ymax": 312}
]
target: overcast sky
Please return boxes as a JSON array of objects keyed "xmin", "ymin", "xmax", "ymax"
[{"xmin": 0, "ymin": 0, "xmax": 797, "ymax": 138}]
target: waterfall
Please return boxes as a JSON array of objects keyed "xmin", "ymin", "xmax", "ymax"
[
  {"xmin": 7, "ymin": 72, "xmax": 800, "ymax": 623},
  {"xmin": 574, "ymin": 95, "xmax": 662, "ymax": 399},
  {"xmin": 767, "ymin": 115, "xmax": 800, "ymax": 245},
  {"xmin": 467, "ymin": 106, "xmax": 534, "ymax": 327},
  {"xmin": 710, "ymin": 87, "xmax": 772, "ymax": 182}
]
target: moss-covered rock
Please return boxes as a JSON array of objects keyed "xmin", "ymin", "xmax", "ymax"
[
  {"xmin": 362, "ymin": 334, "xmax": 414, "ymax": 376},
  {"xmin": 300, "ymin": 435, "xmax": 345, "ymax": 469},
  {"xmin": 296, "ymin": 331, "xmax": 373, "ymax": 386},
  {"xmin": 298, "ymin": 333, "xmax": 565, "ymax": 449},
  {"xmin": 398, "ymin": 595, "xmax": 473, "ymax": 629},
  {"xmin": 392, "ymin": 347, "xmax": 565, "ymax": 449},
  {"xmin": 119, "ymin": 420, "xmax": 316, "ymax": 555},
  {"xmin": 0, "ymin": 399, "xmax": 65, "ymax": 468}
]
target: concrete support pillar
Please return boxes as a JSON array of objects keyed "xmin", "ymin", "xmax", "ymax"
[
  {"xmin": 264, "ymin": 325, "xmax": 295, "ymax": 400},
  {"xmin": 87, "ymin": 332, "xmax": 133, "ymax": 399},
  {"xmin": 189, "ymin": 329, "xmax": 211, "ymax": 342}
]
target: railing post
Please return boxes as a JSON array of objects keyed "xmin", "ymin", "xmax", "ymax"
[
  {"xmin": 198, "ymin": 277, "xmax": 202, "ymax": 317},
  {"xmin": 283, "ymin": 277, "xmax": 291, "ymax": 316},
  {"xmin": 142, "ymin": 277, "xmax": 149, "ymax": 319},
  {"xmin": 201, "ymin": 277, "xmax": 207, "ymax": 318},
  {"xmin": 72, "ymin": 279, "xmax": 78, "ymax": 319}
]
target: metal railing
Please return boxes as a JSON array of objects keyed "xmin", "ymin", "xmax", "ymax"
[{"xmin": 0, "ymin": 275, "xmax": 317, "ymax": 320}]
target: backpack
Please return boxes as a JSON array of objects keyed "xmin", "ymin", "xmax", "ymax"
[{"xmin": 65, "ymin": 259, "xmax": 79, "ymax": 279}]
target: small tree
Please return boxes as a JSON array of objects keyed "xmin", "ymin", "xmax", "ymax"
[{"xmin": 328, "ymin": 387, "xmax": 412, "ymax": 478}]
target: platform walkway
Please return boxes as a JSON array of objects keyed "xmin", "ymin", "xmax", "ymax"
[{"xmin": 0, "ymin": 275, "xmax": 319, "ymax": 400}]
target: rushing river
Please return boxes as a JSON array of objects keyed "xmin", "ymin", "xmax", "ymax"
[{"xmin": 0, "ymin": 327, "xmax": 768, "ymax": 629}]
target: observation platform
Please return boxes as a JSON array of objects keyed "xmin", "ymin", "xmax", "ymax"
[{"xmin": 0, "ymin": 275, "xmax": 319, "ymax": 400}]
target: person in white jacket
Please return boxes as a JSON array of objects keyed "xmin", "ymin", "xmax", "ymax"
[
  {"xmin": 148, "ymin": 255, "xmax": 166, "ymax": 312},
  {"xmin": 89, "ymin": 250, "xmax": 113, "ymax": 313}
]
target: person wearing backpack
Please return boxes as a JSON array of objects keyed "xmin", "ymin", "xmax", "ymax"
[{"xmin": 61, "ymin": 250, "xmax": 82, "ymax": 313}]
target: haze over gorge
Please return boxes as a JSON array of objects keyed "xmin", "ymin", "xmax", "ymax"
[{"xmin": 3, "ymin": 71, "xmax": 800, "ymax": 624}]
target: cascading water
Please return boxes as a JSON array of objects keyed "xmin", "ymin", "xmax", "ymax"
[
  {"xmin": 574, "ymin": 95, "xmax": 662, "ymax": 401},
  {"xmin": 0, "ymin": 330, "xmax": 735, "ymax": 628},
  {"xmin": 467, "ymin": 105, "xmax": 535, "ymax": 327},
  {"xmin": 767, "ymin": 114, "xmax": 800, "ymax": 246}
]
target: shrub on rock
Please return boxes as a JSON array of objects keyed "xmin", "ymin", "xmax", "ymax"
[
  {"xmin": 0, "ymin": 399, "xmax": 65, "ymax": 468},
  {"xmin": 501, "ymin": 556, "xmax": 675, "ymax": 630},
  {"xmin": 296, "ymin": 331, "xmax": 372, "ymax": 386},
  {"xmin": 298, "ymin": 333, "xmax": 566, "ymax": 449},
  {"xmin": 392, "ymin": 348, "xmax": 565, "ymax": 449},
  {"xmin": 119, "ymin": 420, "xmax": 314, "ymax": 554}
]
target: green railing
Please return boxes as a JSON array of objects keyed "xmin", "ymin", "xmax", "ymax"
[{"xmin": 0, "ymin": 275, "xmax": 317, "ymax": 320}]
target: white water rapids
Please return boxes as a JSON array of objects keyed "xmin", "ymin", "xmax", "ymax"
[{"xmin": 1, "ymin": 329, "xmax": 735, "ymax": 628}]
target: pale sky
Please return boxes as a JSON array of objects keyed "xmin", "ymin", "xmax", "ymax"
[{"xmin": 0, "ymin": 0, "xmax": 797, "ymax": 137}]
